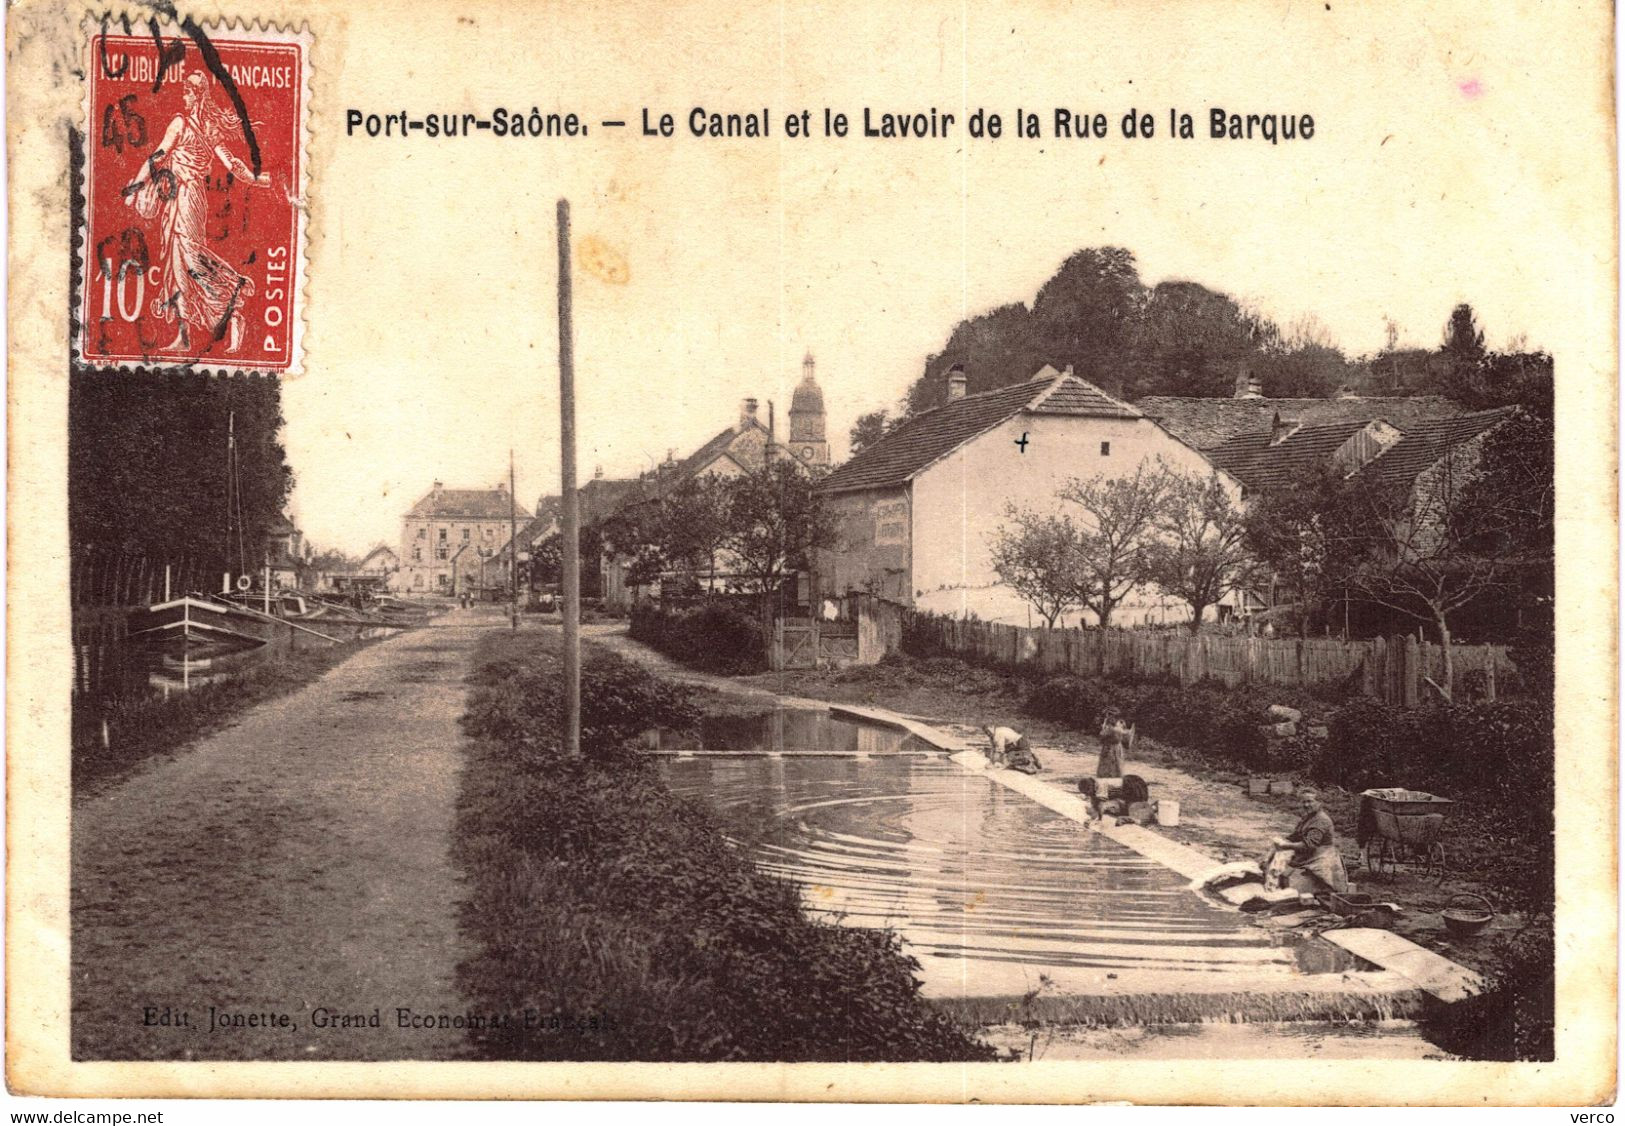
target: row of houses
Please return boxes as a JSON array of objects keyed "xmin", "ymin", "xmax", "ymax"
[
  {"xmin": 377, "ymin": 355, "xmax": 1514, "ymax": 628},
  {"xmin": 818, "ymin": 364, "xmax": 1508, "ymax": 629}
]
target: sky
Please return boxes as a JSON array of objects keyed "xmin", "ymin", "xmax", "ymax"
[{"xmin": 274, "ymin": 0, "xmax": 1611, "ymax": 554}]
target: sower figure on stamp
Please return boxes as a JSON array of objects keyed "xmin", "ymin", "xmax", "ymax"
[{"xmin": 125, "ymin": 71, "xmax": 272, "ymax": 354}]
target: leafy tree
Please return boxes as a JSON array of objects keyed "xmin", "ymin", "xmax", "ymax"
[
  {"xmin": 909, "ymin": 303, "xmax": 1046, "ymax": 415},
  {"xmin": 1146, "ymin": 470, "xmax": 1257, "ymax": 634},
  {"xmin": 987, "ymin": 509, "xmax": 1088, "ymax": 628},
  {"xmin": 1243, "ymin": 468, "xmax": 1365, "ymax": 635},
  {"xmin": 660, "ymin": 474, "xmax": 734, "ymax": 590},
  {"xmin": 69, "ymin": 369, "xmax": 294, "ymax": 589},
  {"xmin": 599, "ymin": 499, "xmax": 670, "ymax": 588},
  {"xmin": 902, "ymin": 246, "xmax": 1338, "ymax": 412},
  {"xmin": 848, "ymin": 408, "xmax": 893, "ymax": 456},
  {"xmin": 1129, "ymin": 281, "xmax": 1277, "ymax": 397},
  {"xmin": 1441, "ymin": 302, "xmax": 1487, "ymax": 402},
  {"xmin": 1452, "ymin": 409, "xmax": 1554, "ymax": 560},
  {"xmin": 720, "ymin": 460, "xmax": 837, "ymax": 594}
]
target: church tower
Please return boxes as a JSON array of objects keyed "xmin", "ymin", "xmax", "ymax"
[{"xmin": 788, "ymin": 352, "xmax": 830, "ymax": 467}]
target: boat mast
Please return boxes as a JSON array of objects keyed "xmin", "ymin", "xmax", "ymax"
[{"xmin": 224, "ymin": 411, "xmax": 235, "ymax": 593}]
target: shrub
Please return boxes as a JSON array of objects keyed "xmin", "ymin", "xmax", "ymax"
[
  {"xmin": 1313, "ymin": 698, "xmax": 1420, "ymax": 791},
  {"xmin": 630, "ymin": 601, "xmax": 767, "ymax": 675},
  {"xmin": 463, "ymin": 646, "xmax": 699, "ymax": 766},
  {"xmin": 1025, "ymin": 676, "xmax": 1112, "ymax": 729},
  {"xmin": 456, "ymin": 634, "xmax": 991, "ymax": 1062}
]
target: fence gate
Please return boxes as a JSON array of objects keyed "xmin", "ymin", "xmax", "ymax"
[{"xmin": 775, "ymin": 618, "xmax": 818, "ymax": 670}]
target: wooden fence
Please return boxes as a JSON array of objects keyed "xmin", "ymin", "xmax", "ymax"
[{"xmin": 898, "ymin": 610, "xmax": 1512, "ymax": 706}]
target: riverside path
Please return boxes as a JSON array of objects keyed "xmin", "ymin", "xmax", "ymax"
[{"xmin": 71, "ymin": 608, "xmax": 493, "ymax": 1060}]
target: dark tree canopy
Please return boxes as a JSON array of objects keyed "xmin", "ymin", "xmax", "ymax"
[
  {"xmin": 69, "ymin": 368, "xmax": 295, "ymax": 580},
  {"xmin": 905, "ymin": 247, "xmax": 1353, "ymax": 413}
]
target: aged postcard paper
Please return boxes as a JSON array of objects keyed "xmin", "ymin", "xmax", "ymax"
[{"xmin": 6, "ymin": 0, "xmax": 1616, "ymax": 1106}]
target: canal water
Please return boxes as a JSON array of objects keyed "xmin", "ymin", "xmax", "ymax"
[{"xmin": 656, "ymin": 711, "xmax": 1361, "ymax": 1003}]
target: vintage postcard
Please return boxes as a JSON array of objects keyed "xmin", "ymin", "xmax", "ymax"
[{"xmin": 6, "ymin": 0, "xmax": 1617, "ymax": 1107}]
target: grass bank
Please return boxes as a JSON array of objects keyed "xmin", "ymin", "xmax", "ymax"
[
  {"xmin": 73, "ymin": 637, "xmax": 386, "ymax": 795},
  {"xmin": 452, "ymin": 629, "xmax": 994, "ymax": 1062}
]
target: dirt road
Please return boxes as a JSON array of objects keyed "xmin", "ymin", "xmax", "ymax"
[{"xmin": 72, "ymin": 610, "xmax": 495, "ymax": 1060}]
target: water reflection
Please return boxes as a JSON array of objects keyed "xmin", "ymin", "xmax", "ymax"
[
  {"xmin": 662, "ymin": 755, "xmax": 1349, "ymax": 997},
  {"xmin": 650, "ymin": 708, "xmax": 933, "ymax": 755}
]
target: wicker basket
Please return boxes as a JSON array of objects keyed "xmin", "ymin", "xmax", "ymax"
[{"xmin": 1441, "ymin": 893, "xmax": 1494, "ymax": 937}]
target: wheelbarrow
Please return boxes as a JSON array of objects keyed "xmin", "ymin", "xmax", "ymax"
[{"xmin": 1358, "ymin": 788, "xmax": 1454, "ymax": 880}]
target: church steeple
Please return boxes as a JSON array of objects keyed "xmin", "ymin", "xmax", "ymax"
[{"xmin": 789, "ymin": 351, "xmax": 829, "ymax": 467}]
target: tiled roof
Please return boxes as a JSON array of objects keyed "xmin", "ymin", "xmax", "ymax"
[
  {"xmin": 1205, "ymin": 408, "xmax": 1514, "ymax": 494},
  {"xmin": 820, "ymin": 371, "xmax": 1141, "ymax": 494},
  {"xmin": 1134, "ymin": 395, "xmax": 1464, "ymax": 450},
  {"xmin": 1360, "ymin": 409, "xmax": 1515, "ymax": 489},
  {"xmin": 1206, "ymin": 420, "xmax": 1372, "ymax": 491},
  {"xmin": 670, "ymin": 420, "xmax": 768, "ymax": 482},
  {"xmin": 406, "ymin": 487, "xmax": 533, "ymax": 521}
]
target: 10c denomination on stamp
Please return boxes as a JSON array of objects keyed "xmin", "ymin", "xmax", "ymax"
[{"xmin": 78, "ymin": 16, "xmax": 309, "ymax": 374}]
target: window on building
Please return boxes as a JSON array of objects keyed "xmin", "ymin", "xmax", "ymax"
[
  {"xmin": 485, "ymin": 527, "xmax": 495, "ymax": 539},
  {"xmin": 437, "ymin": 546, "xmax": 449, "ymax": 561},
  {"xmin": 438, "ymin": 574, "xmax": 450, "ymax": 589},
  {"xmin": 439, "ymin": 527, "xmax": 447, "ymax": 541},
  {"xmin": 413, "ymin": 547, "xmax": 422, "ymax": 562},
  {"xmin": 417, "ymin": 527, "xmax": 426, "ymax": 539},
  {"xmin": 413, "ymin": 574, "xmax": 424, "ymax": 588},
  {"xmin": 462, "ymin": 528, "xmax": 471, "ymax": 541},
  {"xmin": 1100, "ymin": 441, "xmax": 1111, "ymax": 456}
]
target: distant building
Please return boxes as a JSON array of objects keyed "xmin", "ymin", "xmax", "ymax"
[
  {"xmin": 594, "ymin": 360, "xmax": 832, "ymax": 607},
  {"xmin": 400, "ymin": 481, "xmax": 532, "ymax": 594},
  {"xmin": 788, "ymin": 352, "xmax": 831, "ymax": 468},
  {"xmin": 262, "ymin": 513, "xmax": 304, "ymax": 589},
  {"xmin": 316, "ymin": 543, "xmax": 402, "ymax": 594},
  {"xmin": 357, "ymin": 543, "xmax": 400, "ymax": 580},
  {"xmin": 818, "ymin": 364, "xmax": 1237, "ymax": 626},
  {"xmin": 1135, "ymin": 377, "xmax": 1465, "ymax": 451}
]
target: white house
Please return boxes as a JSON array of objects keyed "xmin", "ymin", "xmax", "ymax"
[{"xmin": 817, "ymin": 365, "xmax": 1244, "ymax": 627}]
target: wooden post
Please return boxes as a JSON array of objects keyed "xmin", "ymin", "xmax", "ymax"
[
  {"xmin": 509, "ymin": 448, "xmax": 519, "ymax": 631},
  {"xmin": 557, "ymin": 199, "xmax": 582, "ymax": 758}
]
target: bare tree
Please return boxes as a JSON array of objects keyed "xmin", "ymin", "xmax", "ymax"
[
  {"xmin": 988, "ymin": 509, "xmax": 1087, "ymax": 628},
  {"xmin": 1147, "ymin": 470, "xmax": 1257, "ymax": 634},
  {"xmin": 1057, "ymin": 462, "xmax": 1169, "ymax": 627},
  {"xmin": 987, "ymin": 461, "xmax": 1169, "ymax": 628},
  {"xmin": 1348, "ymin": 420, "xmax": 1533, "ymax": 699}
]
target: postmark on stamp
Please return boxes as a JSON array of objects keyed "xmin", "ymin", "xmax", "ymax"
[{"xmin": 77, "ymin": 15, "xmax": 309, "ymax": 374}]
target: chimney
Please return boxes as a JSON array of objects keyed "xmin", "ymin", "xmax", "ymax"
[
  {"xmin": 1234, "ymin": 368, "xmax": 1262, "ymax": 399},
  {"xmin": 496, "ymin": 479, "xmax": 507, "ymax": 494},
  {"xmin": 431, "ymin": 479, "xmax": 443, "ymax": 495},
  {"xmin": 1270, "ymin": 411, "xmax": 1298, "ymax": 446},
  {"xmin": 740, "ymin": 397, "xmax": 759, "ymax": 430},
  {"xmin": 594, "ymin": 465, "xmax": 604, "ymax": 480},
  {"xmin": 1336, "ymin": 383, "xmax": 1361, "ymax": 401},
  {"xmin": 947, "ymin": 363, "xmax": 967, "ymax": 400}
]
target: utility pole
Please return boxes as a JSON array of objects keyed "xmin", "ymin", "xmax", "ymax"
[
  {"xmin": 509, "ymin": 448, "xmax": 519, "ymax": 631},
  {"xmin": 557, "ymin": 198, "xmax": 581, "ymax": 758}
]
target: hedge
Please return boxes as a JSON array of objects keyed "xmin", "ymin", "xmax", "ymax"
[{"xmin": 629, "ymin": 600, "xmax": 768, "ymax": 675}]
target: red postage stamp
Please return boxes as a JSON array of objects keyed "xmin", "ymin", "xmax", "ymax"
[{"xmin": 78, "ymin": 17, "xmax": 309, "ymax": 374}]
